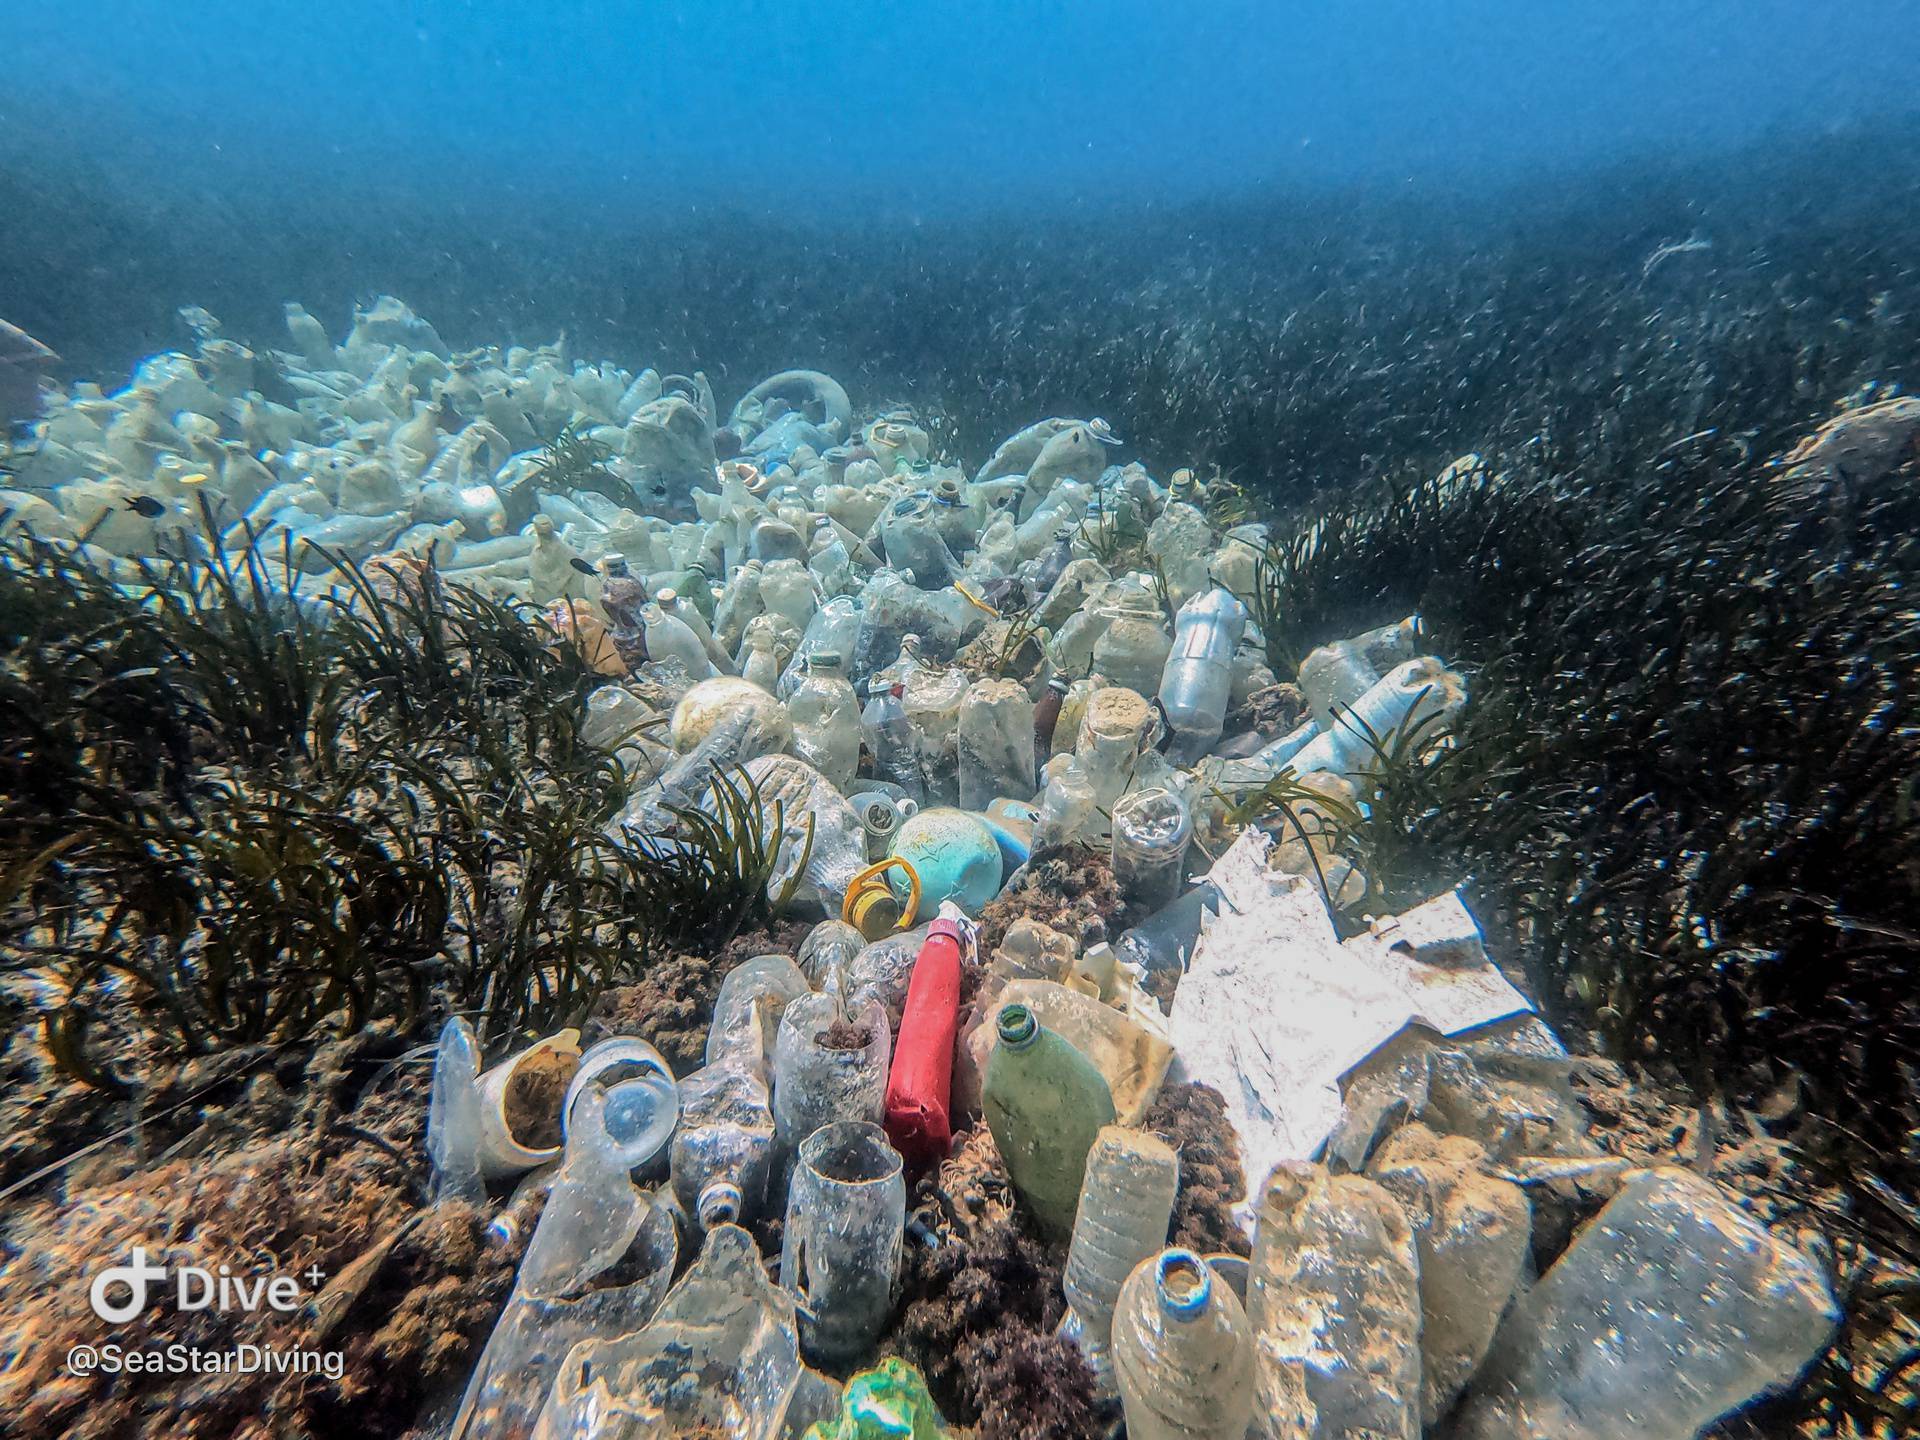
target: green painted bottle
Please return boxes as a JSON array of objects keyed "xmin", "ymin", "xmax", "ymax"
[{"xmin": 983, "ymin": 1003, "xmax": 1117, "ymax": 1238}]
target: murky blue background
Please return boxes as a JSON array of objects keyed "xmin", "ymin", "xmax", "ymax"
[{"xmin": 5, "ymin": 1, "xmax": 1913, "ymax": 210}]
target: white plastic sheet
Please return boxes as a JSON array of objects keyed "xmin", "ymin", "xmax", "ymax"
[{"xmin": 1167, "ymin": 831, "xmax": 1533, "ymax": 1231}]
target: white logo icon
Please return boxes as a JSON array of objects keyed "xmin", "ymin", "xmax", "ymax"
[{"xmin": 89, "ymin": 1247, "xmax": 169, "ymax": 1324}]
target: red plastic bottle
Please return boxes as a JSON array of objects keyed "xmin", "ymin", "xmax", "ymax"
[{"xmin": 883, "ymin": 918, "xmax": 966, "ymax": 1168}]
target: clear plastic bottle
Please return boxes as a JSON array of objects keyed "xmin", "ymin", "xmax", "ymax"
[
  {"xmin": 903, "ymin": 663, "xmax": 971, "ymax": 806},
  {"xmin": 877, "ymin": 491, "xmax": 961, "ymax": 590},
  {"xmin": 770, "ymin": 993, "xmax": 892, "ymax": 1179},
  {"xmin": 1290, "ymin": 656, "xmax": 1466, "ymax": 779},
  {"xmin": 660, "ymin": 586, "xmax": 737, "ymax": 676},
  {"xmin": 1110, "ymin": 788, "xmax": 1192, "ymax": 913},
  {"xmin": 787, "ymin": 651, "xmax": 862, "ymax": 793},
  {"xmin": 641, "ymin": 600, "xmax": 714, "ymax": 678},
  {"xmin": 1075, "ymin": 685, "xmax": 1154, "ymax": 811},
  {"xmin": 758, "ymin": 556, "xmax": 820, "ymax": 635},
  {"xmin": 862, "ymin": 682, "xmax": 927, "ymax": 804},
  {"xmin": 1034, "ymin": 758, "xmax": 1098, "ymax": 850},
  {"xmin": 1062, "ymin": 1127, "xmax": 1181, "ymax": 1391},
  {"xmin": 1112, "ymin": 1248, "xmax": 1258, "ymax": 1440},
  {"xmin": 1157, "ymin": 588, "xmax": 1248, "ymax": 763},
  {"xmin": 781, "ymin": 595, "xmax": 865, "ymax": 699},
  {"xmin": 741, "ymin": 622, "xmax": 782, "ymax": 692},
  {"xmin": 780, "ymin": 1120, "xmax": 907, "ymax": 1368}
]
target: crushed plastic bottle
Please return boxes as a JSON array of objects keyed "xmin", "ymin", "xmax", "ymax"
[
  {"xmin": 780, "ymin": 1120, "xmax": 908, "ymax": 1367},
  {"xmin": 772, "ymin": 992, "xmax": 893, "ymax": 1177},
  {"xmin": 533, "ymin": 1224, "xmax": 801, "ymax": 1440}
]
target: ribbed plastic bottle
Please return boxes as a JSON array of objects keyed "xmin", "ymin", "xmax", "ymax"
[
  {"xmin": 1157, "ymin": 587, "xmax": 1248, "ymax": 763},
  {"xmin": 787, "ymin": 651, "xmax": 862, "ymax": 793},
  {"xmin": 1112, "ymin": 1249, "xmax": 1257, "ymax": 1440},
  {"xmin": 982, "ymin": 1004, "xmax": 1117, "ymax": 1237},
  {"xmin": 1061, "ymin": 1127, "xmax": 1180, "ymax": 1391}
]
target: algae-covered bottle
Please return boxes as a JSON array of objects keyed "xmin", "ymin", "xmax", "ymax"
[
  {"xmin": 982, "ymin": 1003, "xmax": 1116, "ymax": 1237},
  {"xmin": 788, "ymin": 651, "xmax": 862, "ymax": 792},
  {"xmin": 1112, "ymin": 1248, "xmax": 1257, "ymax": 1440}
]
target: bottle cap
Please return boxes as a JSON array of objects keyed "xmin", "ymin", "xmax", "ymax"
[
  {"xmin": 655, "ymin": 587, "xmax": 678, "ymax": 605},
  {"xmin": 997, "ymin": 1003, "xmax": 1038, "ymax": 1048},
  {"xmin": 1156, "ymin": 1249, "xmax": 1214, "ymax": 1320}
]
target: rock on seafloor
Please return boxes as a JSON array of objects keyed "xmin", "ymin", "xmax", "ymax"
[
  {"xmin": 1450, "ymin": 1165, "xmax": 1840, "ymax": 1440},
  {"xmin": 1247, "ymin": 1162, "xmax": 1423, "ymax": 1440}
]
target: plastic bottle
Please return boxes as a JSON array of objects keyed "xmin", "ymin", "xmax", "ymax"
[
  {"xmin": 1111, "ymin": 1248, "xmax": 1257, "ymax": 1440},
  {"xmin": 883, "ymin": 918, "xmax": 965, "ymax": 1168},
  {"xmin": 1034, "ymin": 759, "xmax": 1098, "ymax": 850},
  {"xmin": 877, "ymin": 491, "xmax": 961, "ymax": 589},
  {"xmin": 982, "ymin": 1003, "xmax": 1117, "ymax": 1238},
  {"xmin": 641, "ymin": 600, "xmax": 713, "ymax": 678},
  {"xmin": 742, "ymin": 622, "xmax": 782, "ymax": 692},
  {"xmin": 706, "ymin": 954, "xmax": 812, "ymax": 1080},
  {"xmin": 1113, "ymin": 882, "xmax": 1223, "ymax": 976},
  {"xmin": 1289, "ymin": 656, "xmax": 1466, "ymax": 779},
  {"xmin": 1075, "ymin": 685, "xmax": 1154, "ymax": 811},
  {"xmin": 1157, "ymin": 587, "xmax": 1248, "ymax": 763},
  {"xmin": 712, "ymin": 556, "xmax": 765, "ymax": 656},
  {"xmin": 1092, "ymin": 589, "xmax": 1171, "ymax": 697},
  {"xmin": 957, "ymin": 677, "xmax": 1038, "ymax": 810},
  {"xmin": 770, "ymin": 992, "xmax": 892, "ymax": 1190},
  {"xmin": 796, "ymin": 919, "xmax": 866, "ymax": 997},
  {"xmin": 1062, "ymin": 1127, "xmax": 1181, "ymax": 1390},
  {"xmin": 781, "ymin": 595, "xmax": 864, "ymax": 699},
  {"xmin": 1032, "ymin": 673, "xmax": 1069, "ymax": 771},
  {"xmin": 670, "ymin": 1062, "xmax": 776, "ymax": 1229},
  {"xmin": 780, "ymin": 1121, "xmax": 907, "ymax": 1368},
  {"xmin": 787, "ymin": 651, "xmax": 862, "ymax": 793},
  {"xmin": 661, "ymin": 586, "xmax": 737, "ymax": 676},
  {"xmin": 862, "ymin": 682, "xmax": 927, "ymax": 804},
  {"xmin": 902, "ymin": 663, "xmax": 970, "ymax": 805},
  {"xmin": 1110, "ymin": 788, "xmax": 1192, "ymax": 913},
  {"xmin": 759, "ymin": 557, "xmax": 820, "ymax": 634}
]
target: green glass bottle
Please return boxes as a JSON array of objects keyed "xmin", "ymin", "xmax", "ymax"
[{"xmin": 983, "ymin": 1003, "xmax": 1117, "ymax": 1237}]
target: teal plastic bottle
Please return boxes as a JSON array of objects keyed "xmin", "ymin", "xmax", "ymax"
[{"xmin": 982, "ymin": 1003, "xmax": 1117, "ymax": 1237}]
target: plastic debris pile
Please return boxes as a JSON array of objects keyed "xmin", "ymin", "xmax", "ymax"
[{"xmin": 6, "ymin": 299, "xmax": 1844, "ymax": 1439}]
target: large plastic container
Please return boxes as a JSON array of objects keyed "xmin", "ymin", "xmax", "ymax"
[{"xmin": 982, "ymin": 1004, "xmax": 1117, "ymax": 1238}]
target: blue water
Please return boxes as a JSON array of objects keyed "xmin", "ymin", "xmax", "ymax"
[{"xmin": 4, "ymin": 0, "xmax": 1915, "ymax": 213}]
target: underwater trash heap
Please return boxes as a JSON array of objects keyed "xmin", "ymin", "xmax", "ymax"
[{"xmin": 0, "ymin": 296, "xmax": 1867, "ymax": 1440}]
